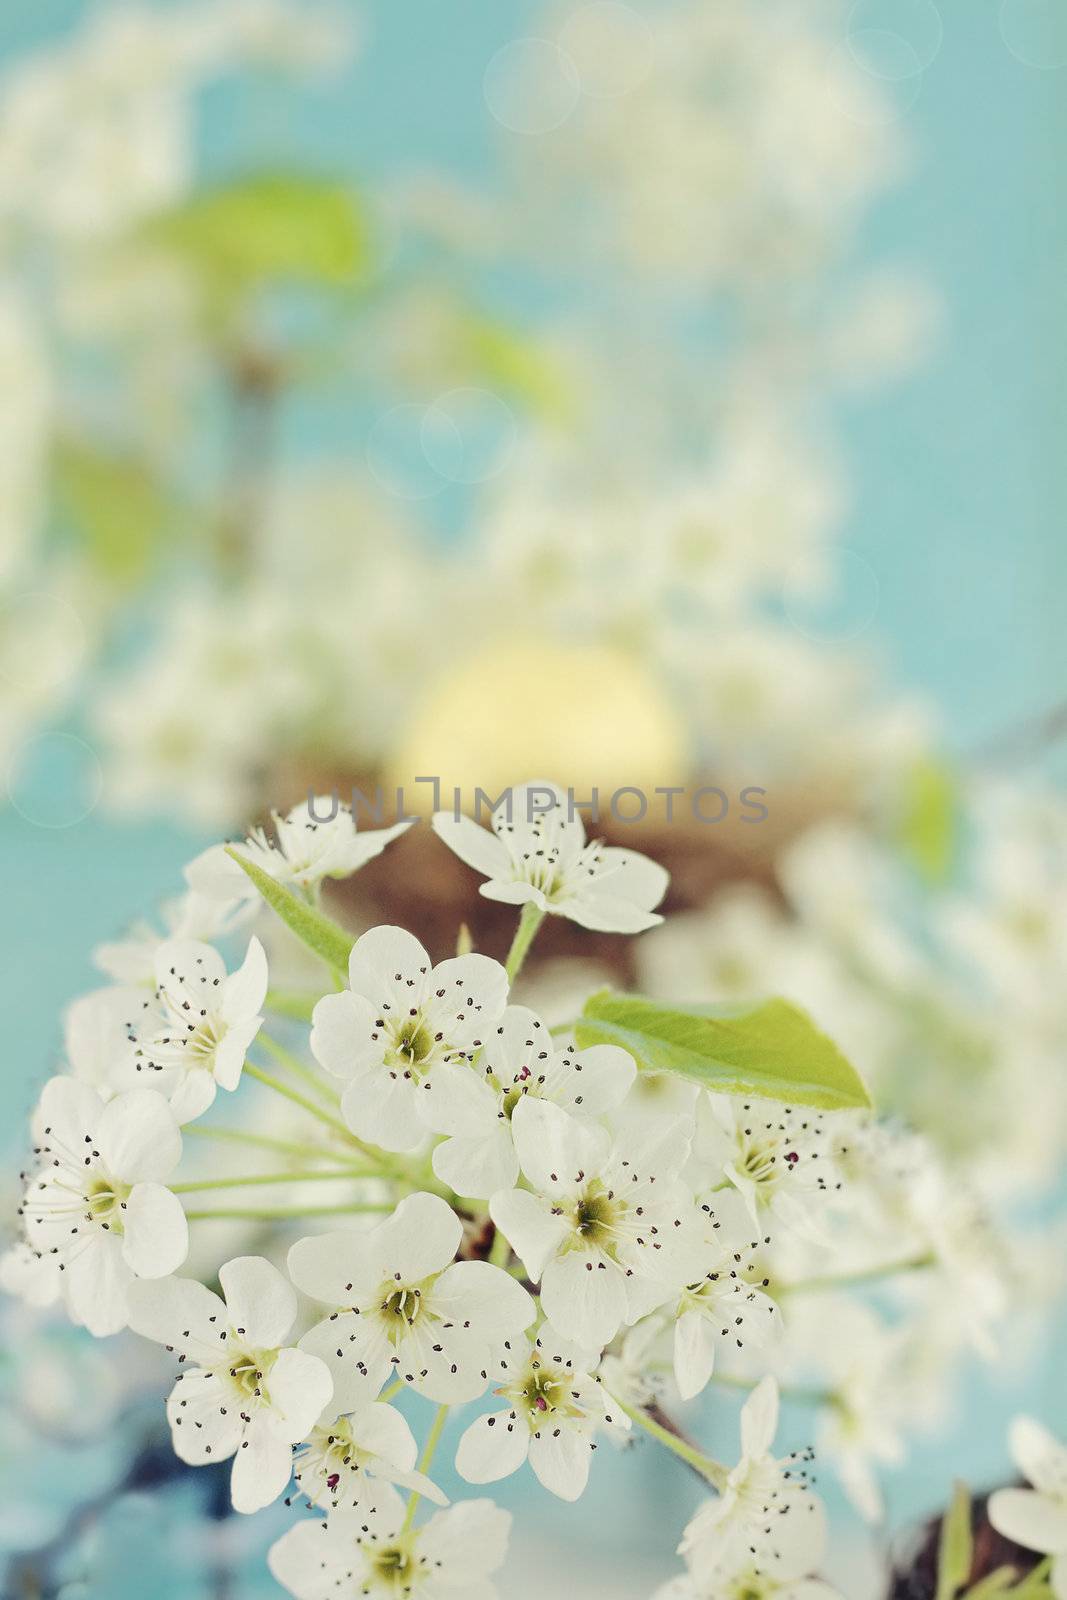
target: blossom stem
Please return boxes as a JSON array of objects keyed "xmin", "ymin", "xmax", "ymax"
[
  {"xmin": 185, "ymin": 1201, "xmax": 394, "ymax": 1221},
  {"xmin": 402, "ymin": 1403, "xmax": 449, "ymax": 1532},
  {"xmin": 504, "ymin": 904, "xmax": 547, "ymax": 984},
  {"xmin": 609, "ymin": 1393, "xmax": 729, "ymax": 1491},
  {"xmin": 488, "ymin": 1226, "xmax": 511, "ymax": 1268},
  {"xmin": 709, "ymin": 1372, "xmax": 838, "ymax": 1408},
  {"xmin": 172, "ymin": 1169, "xmax": 375, "ymax": 1194},
  {"xmin": 258, "ymin": 1030, "xmax": 340, "ymax": 1106},
  {"xmin": 380, "ymin": 1378, "xmax": 406, "ymax": 1403},
  {"xmin": 264, "ymin": 989, "xmax": 318, "ymax": 1022},
  {"xmin": 217, "ymin": 1073, "xmax": 448, "ymax": 1196},
  {"xmin": 778, "ymin": 1252, "xmax": 936, "ymax": 1295},
  {"xmin": 183, "ymin": 1126, "xmax": 343, "ymax": 1162},
  {"xmin": 243, "ymin": 1061, "xmax": 359, "ymax": 1145}
]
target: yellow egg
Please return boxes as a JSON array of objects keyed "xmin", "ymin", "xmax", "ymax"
[{"xmin": 385, "ymin": 635, "xmax": 690, "ymax": 815}]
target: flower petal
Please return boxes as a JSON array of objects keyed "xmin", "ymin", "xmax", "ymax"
[
  {"xmin": 287, "ymin": 1230, "xmax": 380, "ymax": 1308},
  {"xmin": 674, "ymin": 1308, "xmax": 717, "ymax": 1401},
  {"xmin": 350, "ymin": 1400, "xmax": 419, "ymax": 1473},
  {"xmin": 299, "ymin": 1313, "xmax": 392, "ymax": 1399},
  {"xmin": 510, "ymin": 1097, "xmax": 610, "ymax": 1199},
  {"xmin": 221, "ymin": 935, "xmax": 268, "ymax": 1023},
  {"xmin": 741, "ymin": 1374, "xmax": 780, "ymax": 1460},
  {"xmin": 989, "ymin": 1488, "xmax": 1067, "ymax": 1555},
  {"xmin": 541, "ymin": 1251, "xmax": 627, "ymax": 1349},
  {"xmin": 127, "ymin": 1273, "xmax": 229, "ymax": 1361},
  {"xmin": 65, "ymin": 1233, "xmax": 131, "ymax": 1337},
  {"xmin": 309, "ymin": 990, "xmax": 375, "ymax": 1080},
  {"xmin": 218, "ymin": 1255, "xmax": 297, "ymax": 1347},
  {"xmin": 341, "ymin": 1070, "xmax": 424, "ymax": 1153},
  {"xmin": 432, "ymin": 1128, "xmax": 519, "ymax": 1200},
  {"xmin": 167, "ymin": 1369, "xmax": 243, "ymax": 1464},
  {"xmin": 419, "ymin": 1499, "xmax": 512, "ymax": 1580},
  {"xmin": 420, "ymin": 1060, "xmax": 498, "ymax": 1137},
  {"xmin": 171, "ymin": 1065, "xmax": 221, "ymax": 1123},
  {"xmin": 32, "ymin": 1075, "xmax": 103, "ymax": 1150},
  {"xmin": 529, "ymin": 1423, "xmax": 592, "ymax": 1501},
  {"xmin": 347, "ymin": 925, "xmax": 432, "ymax": 1010},
  {"xmin": 432, "ymin": 1259, "xmax": 535, "ymax": 1339},
  {"xmin": 230, "ymin": 1417, "xmax": 294, "ymax": 1512},
  {"xmin": 456, "ymin": 1410, "xmax": 530, "ymax": 1484},
  {"xmin": 268, "ymin": 1519, "xmax": 360, "ymax": 1600},
  {"xmin": 268, "ymin": 1347, "xmax": 334, "ymax": 1441},
  {"xmin": 549, "ymin": 1042, "xmax": 636, "ymax": 1116},
  {"xmin": 122, "ymin": 1182, "xmax": 188, "ymax": 1278},
  {"xmin": 431, "ymin": 812, "xmax": 511, "ymax": 880},
  {"xmin": 96, "ymin": 1088, "xmax": 182, "ymax": 1183},
  {"xmin": 489, "ymin": 1187, "xmax": 569, "ymax": 1282},
  {"xmin": 378, "ymin": 1192, "xmax": 463, "ymax": 1284},
  {"xmin": 1010, "ymin": 1417, "xmax": 1067, "ymax": 1497}
]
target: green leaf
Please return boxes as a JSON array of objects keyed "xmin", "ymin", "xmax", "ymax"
[
  {"xmin": 54, "ymin": 441, "xmax": 176, "ymax": 587},
  {"xmin": 460, "ymin": 314, "xmax": 572, "ymax": 420},
  {"xmin": 936, "ymin": 1482, "xmax": 974, "ymax": 1600},
  {"xmin": 574, "ymin": 991, "xmax": 872, "ymax": 1111},
  {"xmin": 226, "ymin": 849, "xmax": 353, "ymax": 975},
  {"xmin": 965, "ymin": 1571, "xmax": 1021, "ymax": 1600},
  {"xmin": 146, "ymin": 173, "xmax": 371, "ymax": 299},
  {"xmin": 897, "ymin": 756, "xmax": 958, "ymax": 884}
]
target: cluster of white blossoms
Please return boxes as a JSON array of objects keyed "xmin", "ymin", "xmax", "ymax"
[{"xmin": 3, "ymin": 781, "xmax": 1035, "ymax": 1597}]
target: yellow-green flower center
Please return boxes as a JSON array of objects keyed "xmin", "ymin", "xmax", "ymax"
[{"xmin": 85, "ymin": 1177, "xmax": 130, "ymax": 1227}]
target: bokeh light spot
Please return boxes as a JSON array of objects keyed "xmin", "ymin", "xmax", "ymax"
[
  {"xmin": 484, "ymin": 38, "xmax": 582, "ymax": 134},
  {"xmin": 7, "ymin": 732, "xmax": 103, "ymax": 829}
]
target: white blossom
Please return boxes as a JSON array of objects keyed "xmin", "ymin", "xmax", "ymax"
[
  {"xmin": 269, "ymin": 1498, "xmax": 511, "ymax": 1600},
  {"xmin": 432, "ymin": 781, "xmax": 668, "ymax": 933},
  {"xmin": 64, "ymin": 984, "xmax": 143, "ymax": 1097},
  {"xmin": 293, "ymin": 1396, "xmax": 447, "ymax": 1520},
  {"xmin": 18, "ymin": 1078, "xmax": 188, "ymax": 1336},
  {"xmin": 669, "ymin": 1189, "xmax": 779, "ymax": 1401},
  {"xmin": 128, "ymin": 1255, "xmax": 334, "ymax": 1513},
  {"xmin": 125, "ymin": 935, "xmax": 268, "ymax": 1122},
  {"xmin": 692, "ymin": 1095, "xmax": 843, "ymax": 1242},
  {"xmin": 0, "ymin": 1240, "xmax": 62, "ymax": 1310},
  {"xmin": 186, "ymin": 798, "xmax": 412, "ymax": 910},
  {"xmin": 93, "ymin": 889, "xmax": 252, "ymax": 985},
  {"xmin": 423, "ymin": 1004, "xmax": 635, "ymax": 1199},
  {"xmin": 679, "ymin": 1378, "xmax": 825, "ymax": 1593},
  {"xmin": 490, "ymin": 1098, "xmax": 694, "ymax": 1349},
  {"xmin": 310, "ymin": 925, "xmax": 508, "ymax": 1153},
  {"xmin": 990, "ymin": 1418, "xmax": 1067, "ymax": 1599},
  {"xmin": 455, "ymin": 1325, "xmax": 628, "ymax": 1501},
  {"xmin": 289, "ymin": 1191, "xmax": 535, "ymax": 1404}
]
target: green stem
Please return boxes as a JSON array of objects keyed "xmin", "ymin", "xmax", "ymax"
[
  {"xmin": 610, "ymin": 1393, "xmax": 728, "ymax": 1491},
  {"xmin": 778, "ymin": 1252, "xmax": 935, "ymax": 1296},
  {"xmin": 264, "ymin": 989, "xmax": 318, "ymax": 1022},
  {"xmin": 243, "ymin": 1061, "xmax": 353, "ymax": 1143},
  {"xmin": 402, "ymin": 1404, "xmax": 449, "ymax": 1532},
  {"xmin": 185, "ymin": 1202, "xmax": 394, "ymax": 1222},
  {"xmin": 258, "ymin": 1030, "xmax": 340, "ymax": 1106},
  {"xmin": 242, "ymin": 1062, "xmax": 455, "ymax": 1200},
  {"xmin": 709, "ymin": 1372, "xmax": 838, "ymax": 1408},
  {"xmin": 173, "ymin": 1169, "xmax": 375, "ymax": 1195},
  {"xmin": 488, "ymin": 1228, "xmax": 511, "ymax": 1268},
  {"xmin": 183, "ymin": 1126, "xmax": 343, "ymax": 1162},
  {"xmin": 504, "ymin": 904, "xmax": 546, "ymax": 985},
  {"xmin": 380, "ymin": 1378, "xmax": 406, "ymax": 1404}
]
